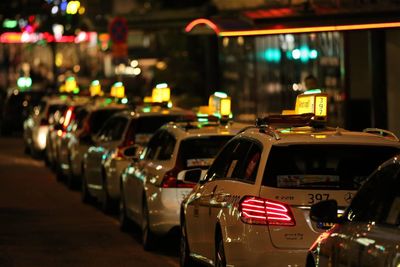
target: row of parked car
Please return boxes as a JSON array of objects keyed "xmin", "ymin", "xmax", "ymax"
[{"xmin": 22, "ymin": 91, "xmax": 400, "ymax": 267}]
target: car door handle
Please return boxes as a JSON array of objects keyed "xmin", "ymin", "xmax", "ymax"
[{"xmin": 214, "ymin": 191, "xmax": 230, "ymax": 203}]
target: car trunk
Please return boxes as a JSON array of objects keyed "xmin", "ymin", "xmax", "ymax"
[{"xmin": 259, "ymin": 144, "xmax": 400, "ymax": 249}]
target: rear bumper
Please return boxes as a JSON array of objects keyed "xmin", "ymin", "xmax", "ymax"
[{"xmin": 225, "ymin": 243, "xmax": 307, "ymax": 267}]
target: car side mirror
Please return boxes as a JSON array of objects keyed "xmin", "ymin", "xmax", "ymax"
[
  {"xmin": 177, "ymin": 169, "xmax": 204, "ymax": 184},
  {"xmin": 122, "ymin": 145, "xmax": 142, "ymax": 162},
  {"xmin": 310, "ymin": 199, "xmax": 339, "ymax": 226}
]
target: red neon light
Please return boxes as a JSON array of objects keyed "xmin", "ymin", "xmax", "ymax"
[
  {"xmin": 0, "ymin": 32, "xmax": 97, "ymax": 44},
  {"xmin": 57, "ymin": 35, "xmax": 75, "ymax": 43},
  {"xmin": 0, "ymin": 32, "xmax": 23, "ymax": 43},
  {"xmin": 185, "ymin": 18, "xmax": 220, "ymax": 34}
]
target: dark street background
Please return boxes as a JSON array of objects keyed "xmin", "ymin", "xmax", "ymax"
[{"xmin": 0, "ymin": 137, "xmax": 179, "ymax": 267}]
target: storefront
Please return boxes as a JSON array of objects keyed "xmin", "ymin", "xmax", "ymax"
[{"xmin": 186, "ymin": 14, "xmax": 400, "ymax": 131}]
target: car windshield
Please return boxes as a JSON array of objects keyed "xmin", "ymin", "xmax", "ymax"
[
  {"xmin": 89, "ymin": 109, "xmax": 125, "ymax": 135},
  {"xmin": 178, "ymin": 136, "xmax": 233, "ymax": 169},
  {"xmin": 263, "ymin": 145, "xmax": 400, "ymax": 190}
]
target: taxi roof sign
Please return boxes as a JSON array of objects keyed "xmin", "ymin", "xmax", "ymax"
[
  {"xmin": 151, "ymin": 84, "xmax": 170, "ymax": 103},
  {"xmin": 208, "ymin": 91, "xmax": 232, "ymax": 118},
  {"xmin": 283, "ymin": 89, "xmax": 328, "ymax": 122},
  {"xmin": 90, "ymin": 80, "xmax": 104, "ymax": 96},
  {"xmin": 110, "ymin": 82, "xmax": 125, "ymax": 98}
]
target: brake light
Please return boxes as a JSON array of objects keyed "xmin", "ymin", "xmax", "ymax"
[
  {"xmin": 161, "ymin": 168, "xmax": 195, "ymax": 188},
  {"xmin": 63, "ymin": 107, "xmax": 74, "ymax": 128},
  {"xmin": 239, "ymin": 196, "xmax": 295, "ymax": 226}
]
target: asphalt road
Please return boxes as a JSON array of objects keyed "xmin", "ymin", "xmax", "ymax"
[{"xmin": 0, "ymin": 137, "xmax": 180, "ymax": 267}]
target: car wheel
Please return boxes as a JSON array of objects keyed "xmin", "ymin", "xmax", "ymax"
[
  {"xmin": 55, "ymin": 165, "xmax": 64, "ymax": 182},
  {"xmin": 66, "ymin": 156, "xmax": 76, "ymax": 189},
  {"xmin": 119, "ymin": 186, "xmax": 131, "ymax": 232},
  {"xmin": 102, "ymin": 178, "xmax": 113, "ymax": 214},
  {"xmin": 306, "ymin": 254, "xmax": 316, "ymax": 267},
  {"xmin": 215, "ymin": 234, "xmax": 226, "ymax": 267},
  {"xmin": 180, "ymin": 220, "xmax": 195, "ymax": 267},
  {"xmin": 142, "ymin": 200, "xmax": 155, "ymax": 250},
  {"xmin": 24, "ymin": 144, "xmax": 31, "ymax": 155},
  {"xmin": 81, "ymin": 174, "xmax": 93, "ymax": 204}
]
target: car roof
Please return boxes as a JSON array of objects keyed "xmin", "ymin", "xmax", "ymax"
[
  {"xmin": 113, "ymin": 106, "xmax": 194, "ymax": 119},
  {"xmin": 162, "ymin": 121, "xmax": 250, "ymax": 141},
  {"xmin": 238, "ymin": 126, "xmax": 400, "ymax": 147}
]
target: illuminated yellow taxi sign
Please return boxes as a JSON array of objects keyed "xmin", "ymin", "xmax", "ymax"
[
  {"xmin": 60, "ymin": 77, "xmax": 79, "ymax": 94},
  {"xmin": 208, "ymin": 91, "xmax": 232, "ymax": 118},
  {"xmin": 284, "ymin": 89, "xmax": 328, "ymax": 121},
  {"xmin": 152, "ymin": 83, "xmax": 170, "ymax": 103},
  {"xmin": 89, "ymin": 80, "xmax": 103, "ymax": 96},
  {"xmin": 110, "ymin": 82, "xmax": 125, "ymax": 98}
]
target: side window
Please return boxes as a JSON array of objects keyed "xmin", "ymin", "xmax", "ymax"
[
  {"xmin": 97, "ymin": 117, "xmax": 117, "ymax": 141},
  {"xmin": 204, "ymin": 140, "xmax": 240, "ymax": 182},
  {"xmin": 346, "ymin": 163, "xmax": 400, "ymax": 224},
  {"xmin": 110, "ymin": 117, "xmax": 128, "ymax": 141},
  {"xmin": 144, "ymin": 131, "xmax": 164, "ymax": 160},
  {"xmin": 157, "ymin": 132, "xmax": 176, "ymax": 160},
  {"xmin": 225, "ymin": 140, "xmax": 262, "ymax": 183},
  {"xmin": 239, "ymin": 143, "xmax": 262, "ymax": 183}
]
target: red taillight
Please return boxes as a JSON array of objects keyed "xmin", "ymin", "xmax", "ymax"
[
  {"xmin": 239, "ymin": 196, "xmax": 295, "ymax": 226},
  {"xmin": 63, "ymin": 107, "xmax": 74, "ymax": 129},
  {"xmin": 161, "ymin": 168, "xmax": 195, "ymax": 188}
]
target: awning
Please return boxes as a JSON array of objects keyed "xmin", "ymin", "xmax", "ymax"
[{"xmin": 185, "ymin": 7, "xmax": 400, "ymax": 37}]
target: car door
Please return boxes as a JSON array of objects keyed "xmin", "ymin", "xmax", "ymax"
[
  {"xmin": 125, "ymin": 131, "xmax": 164, "ymax": 224},
  {"xmin": 186, "ymin": 139, "xmax": 241, "ymax": 259},
  {"xmin": 85, "ymin": 117, "xmax": 116, "ymax": 190}
]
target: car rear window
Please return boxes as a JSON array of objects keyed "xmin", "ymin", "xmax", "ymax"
[
  {"xmin": 263, "ymin": 145, "xmax": 400, "ymax": 190},
  {"xmin": 136, "ymin": 116, "xmax": 183, "ymax": 133},
  {"xmin": 124, "ymin": 115, "xmax": 185, "ymax": 144},
  {"xmin": 178, "ymin": 136, "xmax": 233, "ymax": 169},
  {"xmin": 89, "ymin": 109, "xmax": 125, "ymax": 135}
]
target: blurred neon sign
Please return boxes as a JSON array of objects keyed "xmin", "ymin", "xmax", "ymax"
[{"xmin": 0, "ymin": 31, "xmax": 97, "ymax": 44}]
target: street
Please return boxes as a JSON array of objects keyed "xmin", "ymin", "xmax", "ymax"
[{"xmin": 0, "ymin": 136, "xmax": 179, "ymax": 267}]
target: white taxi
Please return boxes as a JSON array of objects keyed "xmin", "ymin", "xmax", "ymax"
[
  {"xmin": 83, "ymin": 106, "xmax": 194, "ymax": 212},
  {"xmin": 23, "ymin": 95, "xmax": 69, "ymax": 156},
  {"xmin": 119, "ymin": 119, "xmax": 246, "ymax": 250},
  {"xmin": 180, "ymin": 92, "xmax": 400, "ymax": 267}
]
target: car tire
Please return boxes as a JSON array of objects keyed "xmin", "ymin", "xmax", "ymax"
[
  {"xmin": 306, "ymin": 254, "xmax": 316, "ymax": 267},
  {"xmin": 180, "ymin": 221, "xmax": 195, "ymax": 267},
  {"xmin": 81, "ymin": 174, "xmax": 94, "ymax": 204},
  {"xmin": 24, "ymin": 144, "xmax": 31, "ymax": 155},
  {"xmin": 66, "ymin": 156, "xmax": 76, "ymax": 190},
  {"xmin": 101, "ymin": 177, "xmax": 114, "ymax": 214},
  {"xmin": 119, "ymin": 185, "xmax": 131, "ymax": 232},
  {"xmin": 55, "ymin": 165, "xmax": 64, "ymax": 182},
  {"xmin": 215, "ymin": 233, "xmax": 226, "ymax": 267},
  {"xmin": 142, "ymin": 200, "xmax": 155, "ymax": 251},
  {"xmin": 66, "ymin": 173, "xmax": 75, "ymax": 190}
]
